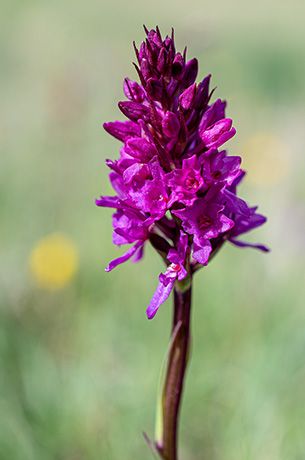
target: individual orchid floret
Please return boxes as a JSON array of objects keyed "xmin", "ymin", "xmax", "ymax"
[
  {"xmin": 123, "ymin": 78, "xmax": 145, "ymax": 103},
  {"xmin": 200, "ymin": 118, "xmax": 236, "ymax": 149},
  {"xmin": 125, "ymin": 137, "xmax": 158, "ymax": 163},
  {"xmin": 127, "ymin": 156, "xmax": 169, "ymax": 220},
  {"xmin": 146, "ymin": 231, "xmax": 188, "ymax": 319},
  {"xmin": 200, "ymin": 149, "xmax": 242, "ymax": 186},
  {"xmin": 172, "ymin": 195, "xmax": 234, "ymax": 265},
  {"xmin": 165, "ymin": 155, "xmax": 204, "ymax": 206},
  {"xmin": 103, "ymin": 119, "xmax": 141, "ymax": 142},
  {"xmin": 172, "ymin": 195, "xmax": 234, "ymax": 241}
]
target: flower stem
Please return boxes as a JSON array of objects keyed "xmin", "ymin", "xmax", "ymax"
[{"xmin": 157, "ymin": 278, "xmax": 192, "ymax": 460}]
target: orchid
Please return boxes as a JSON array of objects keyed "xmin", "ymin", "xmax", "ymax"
[
  {"xmin": 96, "ymin": 26, "xmax": 268, "ymax": 318},
  {"xmin": 96, "ymin": 26, "xmax": 268, "ymax": 460}
]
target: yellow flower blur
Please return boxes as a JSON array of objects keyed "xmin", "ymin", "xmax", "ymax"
[{"xmin": 29, "ymin": 233, "xmax": 79, "ymax": 289}]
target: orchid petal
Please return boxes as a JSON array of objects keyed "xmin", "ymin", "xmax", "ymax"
[
  {"xmin": 105, "ymin": 241, "xmax": 143, "ymax": 272},
  {"xmin": 229, "ymin": 238, "xmax": 270, "ymax": 252},
  {"xmin": 146, "ymin": 277, "xmax": 176, "ymax": 319}
]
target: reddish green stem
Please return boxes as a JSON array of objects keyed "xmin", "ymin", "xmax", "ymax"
[{"xmin": 157, "ymin": 278, "xmax": 192, "ymax": 460}]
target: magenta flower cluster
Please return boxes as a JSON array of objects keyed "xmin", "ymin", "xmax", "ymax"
[{"xmin": 96, "ymin": 26, "xmax": 268, "ymax": 319}]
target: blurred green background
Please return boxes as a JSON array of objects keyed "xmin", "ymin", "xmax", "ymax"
[{"xmin": 1, "ymin": 1, "xmax": 305, "ymax": 459}]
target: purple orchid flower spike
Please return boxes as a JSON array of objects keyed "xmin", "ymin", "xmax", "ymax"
[
  {"xmin": 96, "ymin": 25, "xmax": 268, "ymax": 316},
  {"xmin": 96, "ymin": 26, "xmax": 269, "ymax": 460}
]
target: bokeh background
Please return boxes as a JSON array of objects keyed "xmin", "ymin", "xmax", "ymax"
[{"xmin": 1, "ymin": 1, "xmax": 305, "ymax": 459}]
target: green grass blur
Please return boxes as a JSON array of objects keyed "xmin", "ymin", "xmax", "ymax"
[{"xmin": 1, "ymin": 1, "xmax": 305, "ymax": 459}]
